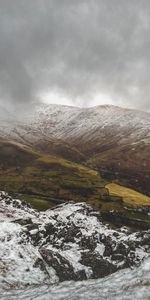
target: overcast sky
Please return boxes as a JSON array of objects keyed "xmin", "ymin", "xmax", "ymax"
[{"xmin": 0, "ymin": 0, "xmax": 150, "ymax": 111}]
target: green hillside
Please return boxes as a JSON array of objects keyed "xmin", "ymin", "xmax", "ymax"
[
  {"xmin": 0, "ymin": 139, "xmax": 149, "ymax": 229},
  {"xmin": 0, "ymin": 140, "xmax": 107, "ymax": 203}
]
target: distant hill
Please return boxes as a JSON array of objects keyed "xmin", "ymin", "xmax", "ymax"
[
  {"xmin": 0, "ymin": 103, "xmax": 149, "ymax": 196},
  {"xmin": 0, "ymin": 103, "xmax": 149, "ymax": 227}
]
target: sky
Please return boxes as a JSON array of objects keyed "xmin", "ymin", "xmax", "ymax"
[{"xmin": 0, "ymin": 0, "xmax": 150, "ymax": 112}]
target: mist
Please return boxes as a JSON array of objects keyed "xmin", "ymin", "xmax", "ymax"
[{"xmin": 0, "ymin": 0, "xmax": 150, "ymax": 112}]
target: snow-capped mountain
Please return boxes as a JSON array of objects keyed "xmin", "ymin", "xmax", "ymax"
[
  {"xmin": 31, "ymin": 104, "xmax": 150, "ymax": 143},
  {"xmin": 0, "ymin": 103, "xmax": 149, "ymax": 142},
  {"xmin": 29, "ymin": 104, "xmax": 150, "ymax": 196},
  {"xmin": 0, "ymin": 103, "xmax": 149, "ymax": 195}
]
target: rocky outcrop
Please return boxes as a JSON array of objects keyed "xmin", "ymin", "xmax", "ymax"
[{"xmin": 0, "ymin": 191, "xmax": 149, "ymax": 288}]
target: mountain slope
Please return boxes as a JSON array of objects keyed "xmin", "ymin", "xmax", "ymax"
[
  {"xmin": 2, "ymin": 103, "xmax": 149, "ymax": 195},
  {"xmin": 0, "ymin": 139, "xmax": 108, "ymax": 203},
  {"xmin": 33, "ymin": 104, "xmax": 150, "ymax": 196},
  {"xmin": 0, "ymin": 103, "xmax": 149, "ymax": 227},
  {"xmin": 0, "ymin": 139, "xmax": 149, "ymax": 229}
]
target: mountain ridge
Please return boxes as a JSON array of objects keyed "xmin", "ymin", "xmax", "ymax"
[
  {"xmin": 3, "ymin": 103, "xmax": 149, "ymax": 195},
  {"xmin": 0, "ymin": 103, "xmax": 149, "ymax": 197},
  {"xmin": 0, "ymin": 103, "xmax": 149, "ymax": 228}
]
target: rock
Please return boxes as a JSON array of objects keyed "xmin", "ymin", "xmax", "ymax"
[
  {"xmin": 80, "ymin": 251, "xmax": 117, "ymax": 278},
  {"xmin": 0, "ymin": 192, "xmax": 150, "ymax": 286},
  {"xmin": 40, "ymin": 249, "xmax": 86, "ymax": 281},
  {"xmin": 79, "ymin": 236, "xmax": 97, "ymax": 251},
  {"xmin": 14, "ymin": 217, "xmax": 33, "ymax": 226}
]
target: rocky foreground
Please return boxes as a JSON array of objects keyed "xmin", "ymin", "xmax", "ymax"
[{"xmin": 0, "ymin": 191, "xmax": 150, "ymax": 289}]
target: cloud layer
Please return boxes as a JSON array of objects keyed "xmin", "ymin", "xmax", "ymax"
[{"xmin": 0, "ymin": 0, "xmax": 150, "ymax": 111}]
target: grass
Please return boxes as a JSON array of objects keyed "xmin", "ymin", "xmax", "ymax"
[
  {"xmin": 106, "ymin": 183, "xmax": 150, "ymax": 207},
  {"xmin": 17, "ymin": 194, "xmax": 55, "ymax": 210},
  {"xmin": 0, "ymin": 139, "xmax": 150, "ymax": 230},
  {"xmin": 0, "ymin": 140, "xmax": 108, "ymax": 203},
  {"xmin": 87, "ymin": 144, "xmax": 150, "ymax": 197}
]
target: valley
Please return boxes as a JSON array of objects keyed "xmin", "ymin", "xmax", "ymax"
[{"xmin": 0, "ymin": 103, "xmax": 149, "ymax": 231}]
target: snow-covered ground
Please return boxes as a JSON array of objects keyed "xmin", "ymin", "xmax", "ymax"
[
  {"xmin": 26, "ymin": 104, "xmax": 150, "ymax": 143},
  {"xmin": 0, "ymin": 191, "xmax": 149, "ymax": 294},
  {"xmin": 1, "ymin": 258, "xmax": 150, "ymax": 300},
  {"xmin": 0, "ymin": 104, "xmax": 149, "ymax": 145}
]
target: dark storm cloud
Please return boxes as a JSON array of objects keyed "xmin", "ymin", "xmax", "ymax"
[{"xmin": 0, "ymin": 0, "xmax": 150, "ymax": 110}]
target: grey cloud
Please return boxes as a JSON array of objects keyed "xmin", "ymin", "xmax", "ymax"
[{"xmin": 0, "ymin": 0, "xmax": 150, "ymax": 111}]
